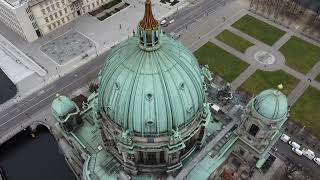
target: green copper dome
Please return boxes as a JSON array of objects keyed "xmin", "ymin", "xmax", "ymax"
[
  {"xmin": 52, "ymin": 95, "xmax": 76, "ymax": 117},
  {"xmin": 252, "ymin": 89, "xmax": 288, "ymax": 121},
  {"xmin": 98, "ymin": 34, "xmax": 205, "ymax": 135}
]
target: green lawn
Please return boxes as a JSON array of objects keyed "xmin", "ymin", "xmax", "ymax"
[
  {"xmin": 290, "ymin": 87, "xmax": 320, "ymax": 138},
  {"xmin": 280, "ymin": 36, "xmax": 320, "ymax": 74},
  {"xmin": 239, "ymin": 70, "xmax": 299, "ymax": 96},
  {"xmin": 316, "ymin": 74, "xmax": 320, "ymax": 82},
  {"xmin": 232, "ymin": 14, "xmax": 286, "ymax": 46},
  {"xmin": 194, "ymin": 42, "xmax": 249, "ymax": 82},
  {"xmin": 216, "ymin": 30, "xmax": 254, "ymax": 53}
]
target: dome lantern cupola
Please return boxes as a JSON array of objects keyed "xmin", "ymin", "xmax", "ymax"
[{"xmin": 138, "ymin": 0, "xmax": 161, "ymax": 51}]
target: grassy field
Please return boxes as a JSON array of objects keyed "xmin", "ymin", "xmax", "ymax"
[
  {"xmin": 216, "ymin": 30, "xmax": 254, "ymax": 53},
  {"xmin": 239, "ymin": 70, "xmax": 299, "ymax": 96},
  {"xmin": 194, "ymin": 42, "xmax": 249, "ymax": 82},
  {"xmin": 290, "ymin": 87, "xmax": 320, "ymax": 138},
  {"xmin": 316, "ymin": 74, "xmax": 320, "ymax": 82},
  {"xmin": 280, "ymin": 36, "xmax": 320, "ymax": 74},
  {"xmin": 232, "ymin": 15, "xmax": 286, "ymax": 46}
]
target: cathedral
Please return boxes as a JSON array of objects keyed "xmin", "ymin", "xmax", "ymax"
[{"xmin": 51, "ymin": 0, "xmax": 289, "ymax": 179}]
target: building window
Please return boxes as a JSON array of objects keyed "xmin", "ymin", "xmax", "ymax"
[
  {"xmin": 46, "ymin": 7, "xmax": 50, "ymax": 12},
  {"xmin": 59, "ymin": 10, "xmax": 62, "ymax": 16},
  {"xmin": 45, "ymin": 17, "xmax": 49, "ymax": 22},
  {"xmin": 57, "ymin": 2, "xmax": 60, "ymax": 8},
  {"xmin": 41, "ymin": 9, "xmax": 46, "ymax": 15},
  {"xmin": 48, "ymin": 24, "xmax": 52, "ymax": 30},
  {"xmin": 248, "ymin": 124, "xmax": 259, "ymax": 137},
  {"xmin": 49, "ymin": 15, "xmax": 53, "ymax": 21},
  {"xmin": 54, "ymin": 12, "xmax": 58, "ymax": 18},
  {"xmin": 64, "ymin": 8, "xmax": 68, "ymax": 13},
  {"xmin": 146, "ymin": 152, "xmax": 156, "ymax": 165},
  {"xmin": 62, "ymin": 17, "xmax": 65, "ymax": 23},
  {"xmin": 51, "ymin": 4, "xmax": 55, "ymax": 10}
]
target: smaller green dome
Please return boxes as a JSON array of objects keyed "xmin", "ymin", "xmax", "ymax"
[
  {"xmin": 252, "ymin": 89, "xmax": 288, "ymax": 121},
  {"xmin": 52, "ymin": 95, "xmax": 76, "ymax": 117}
]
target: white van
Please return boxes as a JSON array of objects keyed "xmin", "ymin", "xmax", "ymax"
[
  {"xmin": 292, "ymin": 148, "xmax": 303, "ymax": 156},
  {"xmin": 302, "ymin": 148, "xmax": 315, "ymax": 160},
  {"xmin": 314, "ymin": 157, "xmax": 320, "ymax": 165},
  {"xmin": 288, "ymin": 141, "xmax": 301, "ymax": 149},
  {"xmin": 210, "ymin": 103, "xmax": 220, "ymax": 113},
  {"xmin": 280, "ymin": 134, "xmax": 290, "ymax": 143}
]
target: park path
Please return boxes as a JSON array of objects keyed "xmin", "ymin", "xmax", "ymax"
[{"xmin": 230, "ymin": 65, "xmax": 256, "ymax": 91}]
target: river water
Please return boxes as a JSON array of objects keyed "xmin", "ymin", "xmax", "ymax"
[{"xmin": 0, "ymin": 126, "xmax": 77, "ymax": 180}]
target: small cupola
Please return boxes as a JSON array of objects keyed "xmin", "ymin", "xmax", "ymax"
[{"xmin": 138, "ymin": 0, "xmax": 161, "ymax": 51}]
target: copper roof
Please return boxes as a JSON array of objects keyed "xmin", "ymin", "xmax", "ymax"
[{"xmin": 139, "ymin": 0, "xmax": 159, "ymax": 31}]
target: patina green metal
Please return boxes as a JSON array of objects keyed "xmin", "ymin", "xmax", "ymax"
[
  {"xmin": 251, "ymin": 89, "xmax": 288, "ymax": 122},
  {"xmin": 98, "ymin": 34, "xmax": 205, "ymax": 136}
]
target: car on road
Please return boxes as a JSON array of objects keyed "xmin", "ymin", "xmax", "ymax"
[
  {"xmin": 292, "ymin": 148, "xmax": 303, "ymax": 156},
  {"xmin": 288, "ymin": 141, "xmax": 301, "ymax": 149},
  {"xmin": 280, "ymin": 134, "xmax": 290, "ymax": 143},
  {"xmin": 313, "ymin": 157, "xmax": 320, "ymax": 165},
  {"xmin": 160, "ymin": 19, "xmax": 168, "ymax": 26},
  {"xmin": 302, "ymin": 148, "xmax": 315, "ymax": 160},
  {"xmin": 169, "ymin": 19, "xmax": 175, "ymax": 24}
]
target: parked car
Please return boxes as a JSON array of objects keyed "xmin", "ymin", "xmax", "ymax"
[
  {"xmin": 288, "ymin": 141, "xmax": 301, "ymax": 149},
  {"xmin": 313, "ymin": 157, "xmax": 320, "ymax": 165},
  {"xmin": 292, "ymin": 148, "xmax": 303, "ymax": 156},
  {"xmin": 280, "ymin": 134, "xmax": 290, "ymax": 143},
  {"xmin": 169, "ymin": 19, "xmax": 175, "ymax": 24},
  {"xmin": 302, "ymin": 148, "xmax": 315, "ymax": 160},
  {"xmin": 160, "ymin": 19, "xmax": 168, "ymax": 26}
]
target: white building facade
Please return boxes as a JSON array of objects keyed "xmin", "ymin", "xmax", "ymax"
[{"xmin": 0, "ymin": 0, "xmax": 114, "ymax": 42}]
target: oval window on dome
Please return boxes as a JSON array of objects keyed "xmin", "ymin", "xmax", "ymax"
[
  {"xmin": 114, "ymin": 82, "xmax": 120, "ymax": 90},
  {"xmin": 145, "ymin": 93, "xmax": 153, "ymax": 101},
  {"xmin": 146, "ymin": 120, "xmax": 155, "ymax": 126},
  {"xmin": 180, "ymin": 82, "xmax": 185, "ymax": 90}
]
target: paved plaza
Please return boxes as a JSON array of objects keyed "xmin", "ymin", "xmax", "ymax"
[{"xmin": 41, "ymin": 31, "xmax": 95, "ymax": 65}]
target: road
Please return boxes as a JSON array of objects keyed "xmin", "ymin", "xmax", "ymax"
[
  {"xmin": 163, "ymin": 0, "xmax": 232, "ymax": 33},
  {"xmin": 0, "ymin": 0, "xmax": 233, "ymax": 141},
  {"xmin": 274, "ymin": 140, "xmax": 320, "ymax": 178}
]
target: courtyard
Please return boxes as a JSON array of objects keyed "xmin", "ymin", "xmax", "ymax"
[{"xmin": 192, "ymin": 12, "xmax": 320, "ymax": 139}]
